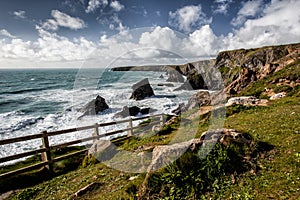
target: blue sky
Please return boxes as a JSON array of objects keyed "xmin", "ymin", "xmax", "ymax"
[{"xmin": 0, "ymin": 0, "xmax": 299, "ymax": 68}]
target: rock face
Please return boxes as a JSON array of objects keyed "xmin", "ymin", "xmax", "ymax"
[
  {"xmin": 185, "ymin": 91, "xmax": 211, "ymax": 110},
  {"xmin": 166, "ymin": 69, "xmax": 184, "ymax": 83},
  {"xmin": 226, "ymin": 96, "xmax": 269, "ymax": 106},
  {"xmin": 115, "ymin": 106, "xmax": 156, "ymax": 118},
  {"xmin": 88, "ymin": 140, "xmax": 117, "ymax": 161},
  {"xmin": 80, "ymin": 95, "xmax": 109, "ymax": 115},
  {"xmin": 130, "ymin": 78, "xmax": 155, "ymax": 100},
  {"xmin": 174, "ymin": 73, "xmax": 207, "ymax": 91},
  {"xmin": 215, "ymin": 43, "xmax": 300, "ymax": 95}
]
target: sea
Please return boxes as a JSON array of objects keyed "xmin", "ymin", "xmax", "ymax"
[{"xmin": 0, "ymin": 68, "xmax": 198, "ymax": 164}]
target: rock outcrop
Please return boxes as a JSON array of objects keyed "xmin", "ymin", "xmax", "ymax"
[
  {"xmin": 215, "ymin": 43, "xmax": 300, "ymax": 95},
  {"xmin": 147, "ymin": 128, "xmax": 251, "ymax": 172},
  {"xmin": 185, "ymin": 91, "xmax": 211, "ymax": 110},
  {"xmin": 80, "ymin": 95, "xmax": 109, "ymax": 116},
  {"xmin": 130, "ymin": 78, "xmax": 155, "ymax": 100},
  {"xmin": 226, "ymin": 96, "xmax": 269, "ymax": 106},
  {"xmin": 270, "ymin": 92, "xmax": 286, "ymax": 100}
]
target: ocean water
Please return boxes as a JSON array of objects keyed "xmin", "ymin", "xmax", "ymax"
[{"xmin": 0, "ymin": 68, "xmax": 198, "ymax": 163}]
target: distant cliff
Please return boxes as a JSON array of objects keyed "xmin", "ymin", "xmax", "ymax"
[{"xmin": 112, "ymin": 42, "xmax": 300, "ymax": 95}]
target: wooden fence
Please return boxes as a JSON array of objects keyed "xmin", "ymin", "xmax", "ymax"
[{"xmin": 0, "ymin": 113, "xmax": 165, "ymax": 179}]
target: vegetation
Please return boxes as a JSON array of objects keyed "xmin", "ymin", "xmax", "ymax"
[{"xmin": 1, "ymin": 96, "xmax": 298, "ymax": 199}]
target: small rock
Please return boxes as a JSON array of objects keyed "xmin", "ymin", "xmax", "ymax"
[
  {"xmin": 270, "ymin": 92, "xmax": 286, "ymax": 100},
  {"xmin": 88, "ymin": 140, "xmax": 117, "ymax": 161}
]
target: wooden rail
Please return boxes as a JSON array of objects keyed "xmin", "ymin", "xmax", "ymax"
[{"xmin": 0, "ymin": 113, "xmax": 165, "ymax": 178}]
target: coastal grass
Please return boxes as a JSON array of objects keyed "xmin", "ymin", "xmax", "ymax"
[{"xmin": 3, "ymin": 97, "xmax": 300, "ymax": 199}]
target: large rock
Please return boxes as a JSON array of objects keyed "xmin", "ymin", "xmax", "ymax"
[
  {"xmin": 88, "ymin": 140, "xmax": 117, "ymax": 161},
  {"xmin": 147, "ymin": 138, "xmax": 203, "ymax": 171},
  {"xmin": 130, "ymin": 78, "xmax": 155, "ymax": 100},
  {"xmin": 226, "ymin": 96, "xmax": 269, "ymax": 106},
  {"xmin": 185, "ymin": 91, "xmax": 211, "ymax": 110},
  {"xmin": 115, "ymin": 106, "xmax": 156, "ymax": 118},
  {"xmin": 147, "ymin": 128, "xmax": 251, "ymax": 172},
  {"xmin": 80, "ymin": 95, "xmax": 109, "ymax": 115}
]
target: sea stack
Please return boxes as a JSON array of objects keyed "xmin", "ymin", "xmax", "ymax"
[{"xmin": 130, "ymin": 78, "xmax": 155, "ymax": 100}]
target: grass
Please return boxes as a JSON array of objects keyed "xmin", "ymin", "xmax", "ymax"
[{"xmin": 2, "ymin": 97, "xmax": 300, "ymax": 199}]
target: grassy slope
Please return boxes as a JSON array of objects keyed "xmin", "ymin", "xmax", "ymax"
[{"xmin": 6, "ymin": 97, "xmax": 299, "ymax": 200}]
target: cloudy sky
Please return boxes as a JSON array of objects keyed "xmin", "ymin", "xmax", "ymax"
[{"xmin": 0, "ymin": 0, "xmax": 299, "ymax": 68}]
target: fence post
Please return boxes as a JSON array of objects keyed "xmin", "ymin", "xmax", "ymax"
[
  {"xmin": 41, "ymin": 130, "xmax": 53, "ymax": 173},
  {"xmin": 93, "ymin": 123, "xmax": 99, "ymax": 142},
  {"xmin": 128, "ymin": 118, "xmax": 133, "ymax": 137},
  {"xmin": 160, "ymin": 113, "xmax": 164, "ymax": 126}
]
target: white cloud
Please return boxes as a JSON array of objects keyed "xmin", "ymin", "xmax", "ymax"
[
  {"xmin": 0, "ymin": 0, "xmax": 299, "ymax": 68},
  {"xmin": 213, "ymin": 0, "xmax": 233, "ymax": 14},
  {"xmin": 110, "ymin": 1, "xmax": 124, "ymax": 12},
  {"xmin": 85, "ymin": 0, "xmax": 108, "ymax": 13},
  {"xmin": 42, "ymin": 10, "xmax": 86, "ymax": 31},
  {"xmin": 231, "ymin": 0, "xmax": 264, "ymax": 26},
  {"xmin": 168, "ymin": 4, "xmax": 212, "ymax": 33},
  {"xmin": 0, "ymin": 29, "xmax": 16, "ymax": 38},
  {"xmin": 13, "ymin": 10, "xmax": 26, "ymax": 19}
]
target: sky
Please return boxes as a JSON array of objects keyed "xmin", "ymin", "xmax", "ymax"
[{"xmin": 0, "ymin": 0, "xmax": 299, "ymax": 68}]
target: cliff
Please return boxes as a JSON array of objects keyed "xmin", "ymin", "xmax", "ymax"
[{"xmin": 111, "ymin": 42, "xmax": 300, "ymax": 96}]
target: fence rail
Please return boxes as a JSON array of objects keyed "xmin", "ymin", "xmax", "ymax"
[{"xmin": 0, "ymin": 113, "xmax": 165, "ymax": 179}]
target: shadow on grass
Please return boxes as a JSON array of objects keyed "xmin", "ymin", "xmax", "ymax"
[{"xmin": 0, "ymin": 146, "xmax": 86, "ymax": 194}]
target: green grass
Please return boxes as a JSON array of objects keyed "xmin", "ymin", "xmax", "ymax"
[{"xmin": 3, "ymin": 97, "xmax": 300, "ymax": 199}]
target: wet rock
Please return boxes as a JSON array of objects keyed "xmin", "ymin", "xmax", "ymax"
[
  {"xmin": 80, "ymin": 95, "xmax": 109, "ymax": 116},
  {"xmin": 130, "ymin": 78, "xmax": 155, "ymax": 100}
]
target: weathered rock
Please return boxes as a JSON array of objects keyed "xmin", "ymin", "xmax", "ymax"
[
  {"xmin": 270, "ymin": 92, "xmax": 286, "ymax": 100},
  {"xmin": 215, "ymin": 43, "xmax": 300, "ymax": 95},
  {"xmin": 185, "ymin": 91, "xmax": 211, "ymax": 110},
  {"xmin": 88, "ymin": 140, "xmax": 117, "ymax": 161},
  {"xmin": 166, "ymin": 69, "xmax": 184, "ymax": 83},
  {"xmin": 130, "ymin": 78, "xmax": 155, "ymax": 100},
  {"xmin": 80, "ymin": 95, "xmax": 109, "ymax": 116},
  {"xmin": 226, "ymin": 96, "xmax": 269, "ymax": 106},
  {"xmin": 147, "ymin": 138, "xmax": 203, "ymax": 171},
  {"xmin": 147, "ymin": 128, "xmax": 251, "ymax": 172}
]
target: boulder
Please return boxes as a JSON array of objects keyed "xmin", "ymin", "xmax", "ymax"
[
  {"xmin": 147, "ymin": 128, "xmax": 251, "ymax": 172},
  {"xmin": 130, "ymin": 78, "xmax": 155, "ymax": 100},
  {"xmin": 88, "ymin": 140, "xmax": 117, "ymax": 161},
  {"xmin": 80, "ymin": 95, "xmax": 109, "ymax": 115},
  {"xmin": 147, "ymin": 138, "xmax": 203, "ymax": 171},
  {"xmin": 115, "ymin": 106, "xmax": 156, "ymax": 118},
  {"xmin": 270, "ymin": 92, "xmax": 286, "ymax": 100},
  {"xmin": 226, "ymin": 96, "xmax": 269, "ymax": 106},
  {"xmin": 185, "ymin": 91, "xmax": 211, "ymax": 110}
]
